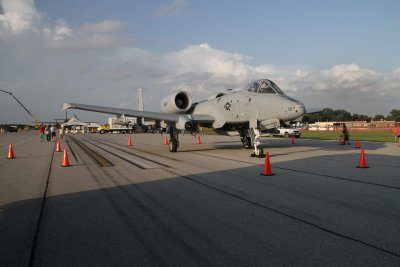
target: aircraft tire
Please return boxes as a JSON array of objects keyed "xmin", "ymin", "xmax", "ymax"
[
  {"xmin": 256, "ymin": 147, "xmax": 264, "ymax": 158},
  {"xmin": 242, "ymin": 137, "xmax": 253, "ymax": 149},
  {"xmin": 169, "ymin": 138, "xmax": 178, "ymax": 152}
]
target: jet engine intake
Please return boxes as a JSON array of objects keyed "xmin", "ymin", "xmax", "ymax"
[
  {"xmin": 160, "ymin": 91, "xmax": 193, "ymax": 114},
  {"xmin": 175, "ymin": 115, "xmax": 198, "ymax": 131}
]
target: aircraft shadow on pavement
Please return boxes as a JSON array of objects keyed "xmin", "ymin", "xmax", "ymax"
[
  {"xmin": 211, "ymin": 137, "xmax": 388, "ymax": 152},
  {"xmin": 1, "ymin": 152, "xmax": 400, "ymax": 266}
]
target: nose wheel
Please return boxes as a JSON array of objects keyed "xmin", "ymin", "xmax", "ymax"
[
  {"xmin": 241, "ymin": 128, "xmax": 265, "ymax": 158},
  {"xmin": 251, "ymin": 146, "xmax": 264, "ymax": 158}
]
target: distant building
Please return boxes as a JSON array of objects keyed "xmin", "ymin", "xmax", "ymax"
[
  {"xmin": 307, "ymin": 121, "xmax": 395, "ymax": 131},
  {"xmin": 369, "ymin": 120, "xmax": 396, "ymax": 128}
]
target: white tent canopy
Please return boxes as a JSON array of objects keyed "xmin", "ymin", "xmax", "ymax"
[{"xmin": 61, "ymin": 115, "xmax": 87, "ymax": 127}]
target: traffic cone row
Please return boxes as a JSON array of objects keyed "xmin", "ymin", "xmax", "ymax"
[{"xmin": 4, "ymin": 137, "xmax": 373, "ymax": 173}]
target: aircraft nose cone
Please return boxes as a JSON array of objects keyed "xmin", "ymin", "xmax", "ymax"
[{"xmin": 296, "ymin": 104, "xmax": 306, "ymax": 115}]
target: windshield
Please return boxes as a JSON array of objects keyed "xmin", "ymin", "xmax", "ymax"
[
  {"xmin": 258, "ymin": 81, "xmax": 275, "ymax": 94},
  {"xmin": 244, "ymin": 79, "xmax": 283, "ymax": 94},
  {"xmin": 268, "ymin": 80, "xmax": 284, "ymax": 94}
]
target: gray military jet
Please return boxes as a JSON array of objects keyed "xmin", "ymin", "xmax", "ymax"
[{"xmin": 62, "ymin": 79, "xmax": 306, "ymax": 157}]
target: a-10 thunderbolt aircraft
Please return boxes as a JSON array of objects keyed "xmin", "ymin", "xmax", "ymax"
[{"xmin": 62, "ymin": 79, "xmax": 306, "ymax": 157}]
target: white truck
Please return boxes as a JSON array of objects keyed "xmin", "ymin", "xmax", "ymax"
[{"xmin": 98, "ymin": 115, "xmax": 136, "ymax": 134}]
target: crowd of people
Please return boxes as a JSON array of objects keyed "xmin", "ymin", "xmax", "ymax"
[{"xmin": 38, "ymin": 124, "xmax": 64, "ymax": 142}]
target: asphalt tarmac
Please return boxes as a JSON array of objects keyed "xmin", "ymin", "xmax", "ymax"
[{"xmin": 1, "ymin": 131, "xmax": 400, "ymax": 266}]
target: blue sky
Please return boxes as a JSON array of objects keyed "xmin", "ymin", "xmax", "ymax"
[{"xmin": 1, "ymin": 0, "xmax": 399, "ymax": 124}]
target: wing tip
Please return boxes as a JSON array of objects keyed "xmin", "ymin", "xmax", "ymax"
[{"xmin": 62, "ymin": 103, "xmax": 72, "ymax": 110}]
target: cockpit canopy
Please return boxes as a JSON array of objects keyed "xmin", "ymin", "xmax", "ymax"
[{"xmin": 243, "ymin": 79, "xmax": 284, "ymax": 94}]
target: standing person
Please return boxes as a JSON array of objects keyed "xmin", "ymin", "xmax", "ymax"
[
  {"xmin": 343, "ymin": 124, "xmax": 350, "ymax": 145},
  {"xmin": 59, "ymin": 127, "xmax": 64, "ymax": 140},
  {"xmin": 395, "ymin": 125, "xmax": 400, "ymax": 145},
  {"xmin": 50, "ymin": 125, "xmax": 56, "ymax": 141},
  {"xmin": 39, "ymin": 124, "xmax": 45, "ymax": 142},
  {"xmin": 45, "ymin": 125, "xmax": 51, "ymax": 142}
]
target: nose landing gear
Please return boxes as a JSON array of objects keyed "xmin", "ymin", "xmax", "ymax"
[{"xmin": 241, "ymin": 128, "xmax": 265, "ymax": 158}]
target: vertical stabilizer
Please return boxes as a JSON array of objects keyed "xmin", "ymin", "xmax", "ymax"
[
  {"xmin": 137, "ymin": 88, "xmax": 144, "ymax": 111},
  {"xmin": 136, "ymin": 88, "xmax": 144, "ymax": 125}
]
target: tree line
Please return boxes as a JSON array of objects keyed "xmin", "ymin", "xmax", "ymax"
[{"xmin": 304, "ymin": 109, "xmax": 400, "ymax": 123}]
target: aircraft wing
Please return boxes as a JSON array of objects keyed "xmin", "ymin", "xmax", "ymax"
[
  {"xmin": 62, "ymin": 103, "xmax": 215, "ymax": 124},
  {"xmin": 306, "ymin": 107, "xmax": 324, "ymax": 114}
]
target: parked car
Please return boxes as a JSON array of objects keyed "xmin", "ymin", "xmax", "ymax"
[
  {"xmin": 5, "ymin": 125, "xmax": 19, "ymax": 132},
  {"xmin": 273, "ymin": 127, "xmax": 301, "ymax": 138}
]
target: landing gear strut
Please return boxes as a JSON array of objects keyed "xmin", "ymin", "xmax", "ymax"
[{"xmin": 240, "ymin": 128, "xmax": 264, "ymax": 158}]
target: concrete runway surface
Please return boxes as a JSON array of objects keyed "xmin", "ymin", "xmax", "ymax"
[{"xmin": 1, "ymin": 131, "xmax": 400, "ymax": 266}]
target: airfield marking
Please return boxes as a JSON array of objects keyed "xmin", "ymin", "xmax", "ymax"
[
  {"xmin": 64, "ymin": 138, "xmax": 79, "ymax": 162},
  {"xmin": 84, "ymin": 140, "xmax": 154, "ymax": 169},
  {"xmin": 28, "ymin": 142, "xmax": 55, "ymax": 267},
  {"xmin": 68, "ymin": 136, "xmax": 114, "ymax": 167},
  {"xmin": 90, "ymin": 138, "xmax": 173, "ymax": 168}
]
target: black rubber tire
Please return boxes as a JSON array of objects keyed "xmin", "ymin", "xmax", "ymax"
[
  {"xmin": 169, "ymin": 138, "xmax": 178, "ymax": 152},
  {"xmin": 256, "ymin": 147, "xmax": 264, "ymax": 158},
  {"xmin": 242, "ymin": 137, "xmax": 253, "ymax": 149}
]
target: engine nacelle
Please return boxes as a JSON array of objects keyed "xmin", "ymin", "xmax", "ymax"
[
  {"xmin": 175, "ymin": 115, "xmax": 198, "ymax": 131},
  {"xmin": 160, "ymin": 91, "xmax": 193, "ymax": 114}
]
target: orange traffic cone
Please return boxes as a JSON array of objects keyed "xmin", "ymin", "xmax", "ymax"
[
  {"xmin": 260, "ymin": 152, "xmax": 274, "ymax": 176},
  {"xmin": 356, "ymin": 149, "xmax": 369, "ymax": 168},
  {"xmin": 7, "ymin": 144, "xmax": 15, "ymax": 159},
  {"xmin": 355, "ymin": 138, "xmax": 360, "ymax": 148},
  {"xmin": 61, "ymin": 148, "xmax": 70, "ymax": 167},
  {"xmin": 291, "ymin": 135, "xmax": 296, "ymax": 144},
  {"xmin": 128, "ymin": 137, "xmax": 133, "ymax": 146},
  {"xmin": 197, "ymin": 135, "xmax": 202, "ymax": 144},
  {"xmin": 56, "ymin": 141, "xmax": 62, "ymax": 152},
  {"xmin": 164, "ymin": 136, "xmax": 168, "ymax": 145}
]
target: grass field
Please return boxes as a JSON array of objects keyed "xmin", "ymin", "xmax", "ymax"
[
  {"xmin": 202, "ymin": 127, "xmax": 398, "ymax": 143},
  {"xmin": 300, "ymin": 130, "xmax": 397, "ymax": 143}
]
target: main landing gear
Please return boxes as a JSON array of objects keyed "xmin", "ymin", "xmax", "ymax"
[
  {"xmin": 240, "ymin": 128, "xmax": 264, "ymax": 158},
  {"xmin": 168, "ymin": 127, "xmax": 179, "ymax": 152}
]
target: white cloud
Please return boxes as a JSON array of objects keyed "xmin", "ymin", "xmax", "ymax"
[
  {"xmin": 43, "ymin": 19, "xmax": 126, "ymax": 51},
  {"xmin": 0, "ymin": 0, "xmax": 126, "ymax": 50},
  {"xmin": 155, "ymin": 0, "xmax": 187, "ymax": 17},
  {"xmin": 46, "ymin": 19, "xmax": 72, "ymax": 41},
  {"xmin": 0, "ymin": 0, "xmax": 41, "ymax": 35},
  {"xmin": 394, "ymin": 68, "xmax": 400, "ymax": 79},
  {"xmin": 81, "ymin": 20, "xmax": 122, "ymax": 34}
]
